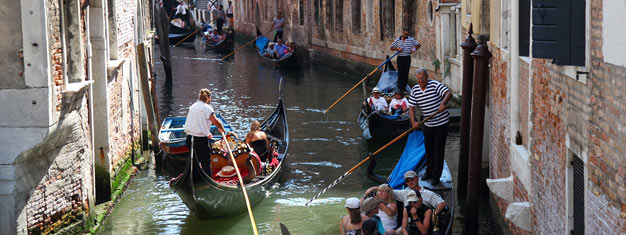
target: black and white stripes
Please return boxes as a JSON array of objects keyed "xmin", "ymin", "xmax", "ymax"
[
  {"xmin": 408, "ymin": 80, "xmax": 450, "ymax": 127},
  {"xmin": 391, "ymin": 36, "xmax": 420, "ymax": 56}
]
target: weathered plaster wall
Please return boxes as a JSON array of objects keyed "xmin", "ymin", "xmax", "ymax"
[{"xmin": 0, "ymin": 0, "xmax": 25, "ymax": 89}]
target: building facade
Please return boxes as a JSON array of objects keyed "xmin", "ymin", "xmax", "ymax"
[{"xmin": 0, "ymin": 0, "xmax": 153, "ymax": 234}]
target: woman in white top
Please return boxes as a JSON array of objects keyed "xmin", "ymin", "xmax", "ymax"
[
  {"xmin": 367, "ymin": 87, "xmax": 388, "ymax": 112},
  {"xmin": 184, "ymin": 89, "xmax": 226, "ymax": 172},
  {"xmin": 363, "ymin": 183, "xmax": 398, "ymax": 234},
  {"xmin": 388, "ymin": 90, "xmax": 409, "ymax": 115}
]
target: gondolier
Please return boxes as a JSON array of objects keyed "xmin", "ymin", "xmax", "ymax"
[
  {"xmin": 184, "ymin": 88, "xmax": 226, "ymax": 172},
  {"xmin": 390, "ymin": 29, "xmax": 421, "ymax": 91},
  {"xmin": 408, "ymin": 69, "xmax": 451, "ymax": 185}
]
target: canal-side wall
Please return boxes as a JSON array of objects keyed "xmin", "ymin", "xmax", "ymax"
[
  {"xmin": 232, "ymin": 0, "xmax": 465, "ymax": 95},
  {"xmin": 474, "ymin": 0, "xmax": 626, "ymax": 233},
  {"xmin": 0, "ymin": 0, "xmax": 153, "ymax": 234}
]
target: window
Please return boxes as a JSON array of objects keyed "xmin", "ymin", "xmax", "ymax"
[
  {"xmin": 352, "ymin": 0, "xmax": 361, "ymax": 33},
  {"xmin": 401, "ymin": 0, "xmax": 416, "ymax": 36},
  {"xmin": 326, "ymin": 0, "xmax": 333, "ymax": 29},
  {"xmin": 519, "ymin": 0, "xmax": 530, "ymax": 56},
  {"xmin": 427, "ymin": 1, "xmax": 434, "ymax": 25},
  {"xmin": 570, "ymin": 154, "xmax": 584, "ymax": 235},
  {"xmin": 335, "ymin": 0, "xmax": 343, "ymax": 30},
  {"xmin": 381, "ymin": 0, "xmax": 395, "ymax": 38},
  {"xmin": 299, "ymin": 0, "xmax": 304, "ymax": 25},
  {"xmin": 315, "ymin": 0, "xmax": 321, "ymax": 26},
  {"xmin": 532, "ymin": 0, "xmax": 585, "ymax": 66}
]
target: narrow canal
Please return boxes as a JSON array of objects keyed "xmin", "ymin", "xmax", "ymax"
[{"xmin": 99, "ymin": 42, "xmax": 470, "ymax": 234}]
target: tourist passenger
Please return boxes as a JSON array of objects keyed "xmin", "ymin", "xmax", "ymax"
[
  {"xmin": 215, "ymin": 5, "xmax": 226, "ymax": 33},
  {"xmin": 390, "ymin": 29, "xmax": 421, "ymax": 91},
  {"xmin": 367, "ymin": 87, "xmax": 388, "ymax": 112},
  {"xmin": 271, "ymin": 11, "xmax": 285, "ymax": 42},
  {"xmin": 264, "ymin": 43, "xmax": 276, "ymax": 58},
  {"xmin": 388, "ymin": 90, "xmax": 409, "ymax": 116},
  {"xmin": 409, "ymin": 69, "xmax": 451, "ymax": 185},
  {"xmin": 361, "ymin": 198, "xmax": 387, "ymax": 235},
  {"xmin": 226, "ymin": 1, "xmax": 234, "ymax": 27},
  {"xmin": 340, "ymin": 197, "xmax": 369, "ymax": 235},
  {"xmin": 245, "ymin": 121, "xmax": 271, "ymax": 162},
  {"xmin": 184, "ymin": 89, "xmax": 226, "ymax": 173},
  {"xmin": 362, "ymin": 218, "xmax": 381, "ymax": 235},
  {"xmin": 362, "ymin": 184, "xmax": 398, "ymax": 234},
  {"xmin": 400, "ymin": 190, "xmax": 431, "ymax": 235},
  {"xmin": 274, "ymin": 39, "xmax": 289, "ymax": 59}
]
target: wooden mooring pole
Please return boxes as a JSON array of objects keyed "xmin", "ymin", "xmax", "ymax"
[
  {"xmin": 464, "ymin": 36, "xmax": 492, "ymax": 233},
  {"xmin": 137, "ymin": 43, "xmax": 160, "ymax": 153},
  {"xmin": 457, "ymin": 24, "xmax": 477, "ymax": 198}
]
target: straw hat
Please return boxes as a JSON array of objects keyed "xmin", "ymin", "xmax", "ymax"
[{"xmin": 217, "ymin": 166, "xmax": 236, "ymax": 177}]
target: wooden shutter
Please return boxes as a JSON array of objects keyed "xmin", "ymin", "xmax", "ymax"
[
  {"xmin": 532, "ymin": 0, "xmax": 585, "ymax": 65},
  {"xmin": 519, "ymin": 0, "xmax": 530, "ymax": 56},
  {"xmin": 572, "ymin": 155, "xmax": 584, "ymax": 235}
]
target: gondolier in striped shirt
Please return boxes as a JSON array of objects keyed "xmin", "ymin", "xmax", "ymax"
[
  {"xmin": 408, "ymin": 68, "xmax": 452, "ymax": 185},
  {"xmin": 391, "ymin": 29, "xmax": 421, "ymax": 91}
]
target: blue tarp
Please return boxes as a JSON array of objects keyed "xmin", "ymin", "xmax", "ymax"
[
  {"xmin": 387, "ymin": 131, "xmax": 427, "ymax": 190},
  {"xmin": 375, "ymin": 71, "xmax": 411, "ymax": 94},
  {"xmin": 255, "ymin": 35, "xmax": 270, "ymax": 51}
]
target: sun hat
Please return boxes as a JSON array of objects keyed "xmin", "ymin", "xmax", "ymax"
[
  {"xmin": 217, "ymin": 166, "xmax": 236, "ymax": 177},
  {"xmin": 345, "ymin": 197, "xmax": 360, "ymax": 209},
  {"xmin": 372, "ymin": 87, "xmax": 380, "ymax": 93},
  {"xmin": 404, "ymin": 170, "xmax": 418, "ymax": 179},
  {"xmin": 361, "ymin": 197, "xmax": 383, "ymax": 214}
]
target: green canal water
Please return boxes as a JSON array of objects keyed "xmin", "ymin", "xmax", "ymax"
[{"xmin": 98, "ymin": 41, "xmax": 473, "ymax": 235}]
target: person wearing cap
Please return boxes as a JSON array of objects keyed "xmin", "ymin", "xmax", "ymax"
[
  {"xmin": 367, "ymin": 87, "xmax": 389, "ymax": 112},
  {"xmin": 391, "ymin": 29, "xmax": 421, "ymax": 91},
  {"xmin": 184, "ymin": 89, "xmax": 226, "ymax": 172},
  {"xmin": 264, "ymin": 43, "xmax": 276, "ymax": 58},
  {"xmin": 362, "ymin": 184, "xmax": 398, "ymax": 234},
  {"xmin": 388, "ymin": 90, "xmax": 409, "ymax": 116},
  {"xmin": 340, "ymin": 197, "xmax": 369, "ymax": 235},
  {"xmin": 409, "ymin": 68, "xmax": 452, "ymax": 185},
  {"xmin": 361, "ymin": 198, "xmax": 387, "ymax": 235},
  {"xmin": 274, "ymin": 39, "xmax": 290, "ymax": 59},
  {"xmin": 400, "ymin": 190, "xmax": 432, "ymax": 235}
]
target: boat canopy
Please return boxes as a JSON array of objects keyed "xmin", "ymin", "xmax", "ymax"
[
  {"xmin": 256, "ymin": 35, "xmax": 270, "ymax": 51},
  {"xmin": 387, "ymin": 131, "xmax": 426, "ymax": 189}
]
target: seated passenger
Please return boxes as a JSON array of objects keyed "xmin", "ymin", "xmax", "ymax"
[
  {"xmin": 400, "ymin": 190, "xmax": 432, "ymax": 235},
  {"xmin": 388, "ymin": 90, "xmax": 409, "ymax": 115},
  {"xmin": 274, "ymin": 39, "xmax": 290, "ymax": 59},
  {"xmin": 367, "ymin": 87, "xmax": 388, "ymax": 112},
  {"xmin": 264, "ymin": 43, "xmax": 276, "ymax": 58},
  {"xmin": 340, "ymin": 198, "xmax": 369, "ymax": 235},
  {"xmin": 245, "ymin": 121, "xmax": 271, "ymax": 162},
  {"xmin": 362, "ymin": 184, "xmax": 398, "ymax": 234},
  {"xmin": 361, "ymin": 198, "xmax": 387, "ymax": 235}
]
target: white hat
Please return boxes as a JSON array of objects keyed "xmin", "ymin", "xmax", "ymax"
[
  {"xmin": 404, "ymin": 170, "xmax": 417, "ymax": 179},
  {"xmin": 372, "ymin": 87, "xmax": 380, "ymax": 93},
  {"xmin": 406, "ymin": 190, "xmax": 420, "ymax": 202},
  {"xmin": 217, "ymin": 166, "xmax": 236, "ymax": 178},
  {"xmin": 345, "ymin": 197, "xmax": 360, "ymax": 209}
]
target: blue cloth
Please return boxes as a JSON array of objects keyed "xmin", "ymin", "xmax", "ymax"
[
  {"xmin": 376, "ymin": 71, "xmax": 411, "ymax": 94},
  {"xmin": 388, "ymin": 131, "xmax": 427, "ymax": 190},
  {"xmin": 255, "ymin": 35, "xmax": 270, "ymax": 51},
  {"xmin": 373, "ymin": 215, "xmax": 386, "ymax": 235},
  {"xmin": 275, "ymin": 44, "xmax": 289, "ymax": 58}
]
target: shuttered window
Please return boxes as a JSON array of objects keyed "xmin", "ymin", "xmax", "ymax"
[
  {"xmin": 519, "ymin": 0, "xmax": 530, "ymax": 56},
  {"xmin": 571, "ymin": 154, "xmax": 584, "ymax": 235},
  {"xmin": 335, "ymin": 0, "xmax": 343, "ymax": 30},
  {"xmin": 352, "ymin": 0, "xmax": 361, "ymax": 33},
  {"xmin": 402, "ymin": 0, "xmax": 417, "ymax": 36},
  {"xmin": 299, "ymin": 0, "xmax": 304, "ymax": 25},
  {"xmin": 326, "ymin": 0, "xmax": 333, "ymax": 29},
  {"xmin": 315, "ymin": 0, "xmax": 321, "ymax": 26},
  {"xmin": 532, "ymin": 0, "xmax": 585, "ymax": 65},
  {"xmin": 381, "ymin": 0, "xmax": 395, "ymax": 38}
]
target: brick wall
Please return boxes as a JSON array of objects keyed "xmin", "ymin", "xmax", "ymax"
[
  {"xmin": 47, "ymin": 0, "xmax": 64, "ymax": 113},
  {"xmin": 518, "ymin": 59, "xmax": 529, "ymax": 146},
  {"xmin": 488, "ymin": 46, "xmax": 510, "ymax": 180},
  {"xmin": 588, "ymin": 0, "xmax": 626, "ymax": 232}
]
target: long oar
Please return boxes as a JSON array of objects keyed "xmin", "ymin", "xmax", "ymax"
[
  {"xmin": 173, "ymin": 18, "xmax": 218, "ymax": 47},
  {"xmin": 324, "ymin": 51, "xmax": 401, "ymax": 114},
  {"xmin": 221, "ymin": 133, "xmax": 259, "ymax": 235},
  {"xmin": 305, "ymin": 108, "xmax": 445, "ymax": 206},
  {"xmin": 220, "ymin": 26, "xmax": 277, "ymax": 60}
]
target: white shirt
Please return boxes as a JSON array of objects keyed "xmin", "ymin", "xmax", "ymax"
[
  {"xmin": 388, "ymin": 97, "xmax": 408, "ymax": 112},
  {"xmin": 176, "ymin": 3, "xmax": 188, "ymax": 15},
  {"xmin": 367, "ymin": 96, "xmax": 388, "ymax": 111},
  {"xmin": 184, "ymin": 101, "xmax": 215, "ymax": 137},
  {"xmin": 377, "ymin": 203, "xmax": 398, "ymax": 230},
  {"xmin": 393, "ymin": 187, "xmax": 445, "ymax": 209}
]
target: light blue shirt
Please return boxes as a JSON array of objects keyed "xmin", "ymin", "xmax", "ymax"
[{"xmin": 275, "ymin": 44, "xmax": 289, "ymax": 58}]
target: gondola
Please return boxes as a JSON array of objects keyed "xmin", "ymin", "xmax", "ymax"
[
  {"xmin": 358, "ymin": 57, "xmax": 411, "ymax": 140},
  {"xmin": 203, "ymin": 25, "xmax": 234, "ymax": 53},
  {"xmin": 169, "ymin": 89, "xmax": 289, "ymax": 219},
  {"xmin": 158, "ymin": 114, "xmax": 233, "ymax": 175},
  {"xmin": 255, "ymin": 27, "xmax": 298, "ymax": 68},
  {"xmin": 368, "ymin": 131, "xmax": 455, "ymax": 234},
  {"xmin": 169, "ymin": 18, "xmax": 196, "ymax": 44}
]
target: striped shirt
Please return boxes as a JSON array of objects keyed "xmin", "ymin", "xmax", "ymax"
[
  {"xmin": 408, "ymin": 80, "xmax": 450, "ymax": 127},
  {"xmin": 391, "ymin": 36, "xmax": 420, "ymax": 56}
]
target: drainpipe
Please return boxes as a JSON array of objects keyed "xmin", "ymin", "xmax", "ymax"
[{"xmin": 510, "ymin": 0, "xmax": 520, "ymax": 145}]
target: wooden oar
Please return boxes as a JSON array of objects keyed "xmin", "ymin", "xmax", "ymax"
[
  {"xmin": 220, "ymin": 26, "xmax": 277, "ymax": 60},
  {"xmin": 221, "ymin": 133, "xmax": 259, "ymax": 235},
  {"xmin": 324, "ymin": 51, "xmax": 401, "ymax": 114},
  {"xmin": 305, "ymin": 108, "xmax": 445, "ymax": 206},
  {"xmin": 173, "ymin": 18, "xmax": 218, "ymax": 47}
]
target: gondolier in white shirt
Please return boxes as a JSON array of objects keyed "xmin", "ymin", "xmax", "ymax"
[
  {"xmin": 184, "ymin": 88, "xmax": 226, "ymax": 173},
  {"xmin": 390, "ymin": 29, "xmax": 421, "ymax": 92},
  {"xmin": 408, "ymin": 69, "xmax": 452, "ymax": 185}
]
